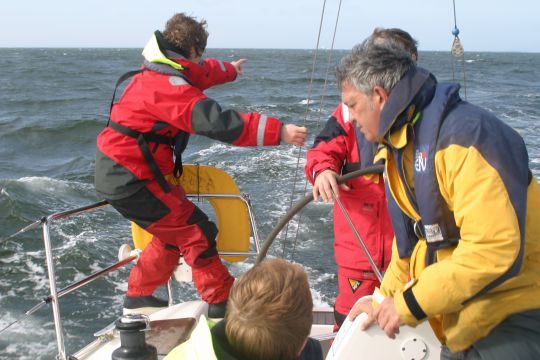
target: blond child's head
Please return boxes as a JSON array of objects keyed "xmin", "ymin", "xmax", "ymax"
[{"xmin": 225, "ymin": 258, "xmax": 313, "ymax": 360}]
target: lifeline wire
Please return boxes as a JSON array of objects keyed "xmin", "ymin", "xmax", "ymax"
[
  {"xmin": 289, "ymin": 0, "xmax": 343, "ymax": 262},
  {"xmin": 0, "ymin": 218, "xmax": 43, "ymax": 246},
  {"xmin": 0, "ymin": 254, "xmax": 138, "ymax": 335},
  {"xmin": 280, "ymin": 0, "xmax": 328, "ymax": 258}
]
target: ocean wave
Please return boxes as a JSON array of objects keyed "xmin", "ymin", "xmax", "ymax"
[
  {"xmin": 15, "ymin": 176, "xmax": 91, "ymax": 195},
  {"xmin": 2, "ymin": 330, "xmax": 57, "ymax": 360},
  {"xmin": 0, "ymin": 118, "xmax": 102, "ymax": 138}
]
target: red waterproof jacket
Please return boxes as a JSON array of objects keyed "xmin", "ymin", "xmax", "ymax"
[
  {"xmin": 95, "ymin": 55, "xmax": 282, "ymax": 200},
  {"xmin": 305, "ymin": 104, "xmax": 393, "ymax": 273}
]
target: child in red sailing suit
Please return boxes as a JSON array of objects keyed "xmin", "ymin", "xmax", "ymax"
[
  {"xmin": 94, "ymin": 13, "xmax": 306, "ymax": 316},
  {"xmin": 305, "ymin": 103, "xmax": 393, "ymax": 328}
]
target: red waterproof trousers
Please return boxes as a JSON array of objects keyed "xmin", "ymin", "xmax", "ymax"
[{"xmin": 111, "ymin": 180, "xmax": 234, "ymax": 304}]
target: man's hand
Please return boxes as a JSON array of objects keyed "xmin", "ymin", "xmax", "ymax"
[
  {"xmin": 373, "ymin": 297, "xmax": 403, "ymax": 339},
  {"xmin": 231, "ymin": 59, "xmax": 247, "ymax": 76},
  {"xmin": 348, "ymin": 299, "xmax": 376, "ymax": 331},
  {"xmin": 280, "ymin": 124, "xmax": 307, "ymax": 147},
  {"xmin": 313, "ymin": 169, "xmax": 350, "ymax": 203}
]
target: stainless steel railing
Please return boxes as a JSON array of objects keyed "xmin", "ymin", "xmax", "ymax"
[{"xmin": 5, "ymin": 192, "xmax": 261, "ymax": 360}]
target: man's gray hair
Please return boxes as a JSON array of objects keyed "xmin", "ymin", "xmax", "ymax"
[{"xmin": 336, "ymin": 37, "xmax": 415, "ymax": 95}]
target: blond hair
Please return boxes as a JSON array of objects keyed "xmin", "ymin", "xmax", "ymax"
[{"xmin": 225, "ymin": 259, "xmax": 313, "ymax": 360}]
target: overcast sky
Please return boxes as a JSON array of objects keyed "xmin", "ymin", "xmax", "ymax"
[{"xmin": 1, "ymin": 0, "xmax": 538, "ymax": 52}]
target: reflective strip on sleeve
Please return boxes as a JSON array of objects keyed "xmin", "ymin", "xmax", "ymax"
[
  {"xmin": 218, "ymin": 60, "xmax": 226, "ymax": 72},
  {"xmin": 169, "ymin": 76, "xmax": 188, "ymax": 86},
  {"xmin": 257, "ymin": 114, "xmax": 268, "ymax": 146}
]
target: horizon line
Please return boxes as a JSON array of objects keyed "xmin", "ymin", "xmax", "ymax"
[{"xmin": 1, "ymin": 46, "xmax": 539, "ymax": 54}]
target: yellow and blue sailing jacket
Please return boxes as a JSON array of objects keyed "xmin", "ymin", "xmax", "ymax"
[{"xmin": 374, "ymin": 67, "xmax": 540, "ymax": 352}]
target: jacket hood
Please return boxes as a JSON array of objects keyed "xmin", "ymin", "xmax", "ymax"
[
  {"xmin": 378, "ymin": 67, "xmax": 437, "ymax": 141},
  {"xmin": 142, "ymin": 30, "xmax": 186, "ymax": 71}
]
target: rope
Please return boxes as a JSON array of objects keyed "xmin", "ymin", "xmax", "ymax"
[
  {"xmin": 451, "ymin": 0, "xmax": 468, "ymax": 99},
  {"xmin": 280, "ymin": 0, "xmax": 328, "ymax": 259},
  {"xmin": 332, "ymin": 188, "xmax": 383, "ymax": 282},
  {"xmin": 289, "ymin": 0, "xmax": 343, "ymax": 262}
]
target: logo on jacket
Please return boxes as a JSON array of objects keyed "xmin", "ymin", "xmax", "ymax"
[
  {"xmin": 424, "ymin": 223, "xmax": 444, "ymax": 243},
  {"xmin": 414, "ymin": 145, "xmax": 429, "ymax": 173},
  {"xmin": 348, "ymin": 278, "xmax": 363, "ymax": 293}
]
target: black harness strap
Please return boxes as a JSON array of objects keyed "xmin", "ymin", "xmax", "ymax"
[
  {"xmin": 105, "ymin": 69, "xmax": 176, "ymax": 193},
  {"xmin": 108, "ymin": 121, "xmax": 173, "ymax": 193},
  {"xmin": 107, "ymin": 69, "xmax": 144, "ymax": 127},
  {"xmin": 105, "ymin": 68, "xmax": 194, "ymax": 193}
]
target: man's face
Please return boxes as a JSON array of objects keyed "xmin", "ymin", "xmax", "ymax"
[{"xmin": 341, "ymin": 81, "xmax": 383, "ymax": 142}]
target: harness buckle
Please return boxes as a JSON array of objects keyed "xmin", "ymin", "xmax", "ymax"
[{"xmin": 413, "ymin": 220, "xmax": 425, "ymax": 239}]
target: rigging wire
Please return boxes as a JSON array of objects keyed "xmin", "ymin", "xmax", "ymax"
[
  {"xmin": 280, "ymin": 0, "xmax": 328, "ymax": 259},
  {"xmin": 451, "ymin": 0, "xmax": 468, "ymax": 99},
  {"xmin": 289, "ymin": 0, "xmax": 343, "ymax": 262},
  {"xmin": 256, "ymin": 165, "xmax": 385, "ymax": 264}
]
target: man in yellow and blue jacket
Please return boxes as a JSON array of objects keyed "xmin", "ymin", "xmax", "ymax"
[{"xmin": 343, "ymin": 34, "xmax": 540, "ymax": 358}]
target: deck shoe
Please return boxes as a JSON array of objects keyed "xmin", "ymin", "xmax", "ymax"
[
  {"xmin": 207, "ymin": 300, "xmax": 228, "ymax": 318},
  {"xmin": 123, "ymin": 295, "xmax": 168, "ymax": 315}
]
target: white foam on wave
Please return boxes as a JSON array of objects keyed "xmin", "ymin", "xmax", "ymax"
[
  {"xmin": 110, "ymin": 270, "xmax": 129, "ymax": 294},
  {"xmin": 54, "ymin": 226, "xmax": 99, "ymax": 250},
  {"xmin": 303, "ymin": 263, "xmax": 334, "ymax": 307},
  {"xmin": 0, "ymin": 254, "xmax": 50, "ymax": 297},
  {"xmin": 17, "ymin": 258, "xmax": 49, "ymax": 293},
  {"xmin": 227, "ymin": 260, "xmax": 253, "ymax": 278},
  {"xmin": 192, "ymin": 142, "xmax": 242, "ymax": 158},
  {"xmin": 19, "ymin": 175, "xmax": 68, "ymax": 185},
  {"xmin": 24, "ymin": 258, "xmax": 45, "ymax": 276},
  {"xmin": 6, "ymin": 302, "xmax": 52, "ymax": 335},
  {"xmin": 0, "ymin": 288, "xmax": 17, "ymax": 300},
  {"xmin": 251, "ymin": 146, "xmax": 307, "ymax": 167},
  {"xmin": 3, "ymin": 331, "xmax": 56, "ymax": 360},
  {"xmin": 16, "ymin": 176, "xmax": 92, "ymax": 194},
  {"xmin": 0, "ymin": 252, "xmax": 25, "ymax": 265}
]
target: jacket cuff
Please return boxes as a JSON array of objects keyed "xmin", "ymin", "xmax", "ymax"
[
  {"xmin": 395, "ymin": 287, "xmax": 426, "ymax": 325},
  {"xmin": 263, "ymin": 117, "xmax": 282, "ymax": 145},
  {"xmin": 312, "ymin": 163, "xmax": 340, "ymax": 177},
  {"xmin": 224, "ymin": 61, "xmax": 238, "ymax": 82}
]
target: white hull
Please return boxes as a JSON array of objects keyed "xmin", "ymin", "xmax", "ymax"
[
  {"xmin": 73, "ymin": 299, "xmax": 441, "ymax": 360},
  {"xmin": 73, "ymin": 301, "xmax": 335, "ymax": 359}
]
